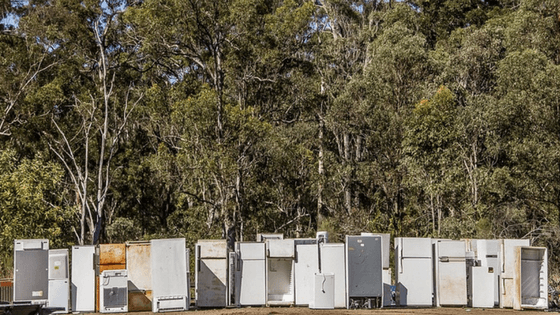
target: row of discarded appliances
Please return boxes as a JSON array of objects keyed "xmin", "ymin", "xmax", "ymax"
[{"xmin": 7, "ymin": 233, "xmax": 548, "ymax": 313}]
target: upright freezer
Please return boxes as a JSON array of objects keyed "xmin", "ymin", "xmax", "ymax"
[
  {"xmin": 195, "ymin": 239, "xmax": 228, "ymax": 308},
  {"xmin": 434, "ymin": 240, "xmax": 467, "ymax": 307},
  {"xmin": 126, "ymin": 241, "xmax": 152, "ymax": 312},
  {"xmin": 151, "ymin": 238, "xmax": 189, "ymax": 312},
  {"xmin": 266, "ymin": 239, "xmax": 295, "ymax": 305},
  {"xmin": 345, "ymin": 235, "xmax": 383, "ymax": 309},
  {"xmin": 13, "ymin": 239, "xmax": 49, "ymax": 304},
  {"xmin": 513, "ymin": 246, "xmax": 548, "ymax": 310},
  {"xmin": 395, "ymin": 237, "xmax": 433, "ymax": 306},
  {"xmin": 234, "ymin": 242, "xmax": 266, "ymax": 306},
  {"xmin": 319, "ymin": 243, "xmax": 346, "ymax": 308},
  {"xmin": 71, "ymin": 245, "xmax": 96, "ymax": 312},
  {"xmin": 48, "ymin": 249, "xmax": 69, "ymax": 313},
  {"xmin": 500, "ymin": 239, "xmax": 530, "ymax": 308},
  {"xmin": 294, "ymin": 242, "xmax": 318, "ymax": 306}
]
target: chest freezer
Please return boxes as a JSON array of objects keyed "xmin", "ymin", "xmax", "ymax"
[
  {"xmin": 395, "ymin": 237, "xmax": 433, "ymax": 307},
  {"xmin": 14, "ymin": 239, "xmax": 49, "ymax": 304},
  {"xmin": 151, "ymin": 238, "xmax": 189, "ymax": 312},
  {"xmin": 195, "ymin": 239, "xmax": 228, "ymax": 308},
  {"xmin": 319, "ymin": 243, "xmax": 346, "ymax": 308},
  {"xmin": 235, "ymin": 242, "xmax": 266, "ymax": 306},
  {"xmin": 71, "ymin": 245, "xmax": 96, "ymax": 312}
]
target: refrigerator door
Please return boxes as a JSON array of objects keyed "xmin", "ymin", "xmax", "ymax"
[
  {"xmin": 71, "ymin": 246, "xmax": 95, "ymax": 312},
  {"xmin": 310, "ymin": 273, "xmax": 335, "ymax": 309},
  {"xmin": 500, "ymin": 239, "xmax": 530, "ymax": 308},
  {"xmin": 471, "ymin": 266, "xmax": 495, "ymax": 308},
  {"xmin": 151, "ymin": 239, "xmax": 189, "ymax": 312},
  {"xmin": 196, "ymin": 257, "xmax": 228, "ymax": 307},
  {"xmin": 198, "ymin": 240, "xmax": 227, "ymax": 259},
  {"xmin": 238, "ymin": 259, "xmax": 266, "ymax": 305},
  {"xmin": 474, "ymin": 240, "xmax": 500, "ymax": 306},
  {"xmin": 14, "ymin": 239, "xmax": 49, "ymax": 303},
  {"xmin": 320, "ymin": 244, "xmax": 346, "ymax": 308},
  {"xmin": 395, "ymin": 238, "xmax": 433, "ymax": 306},
  {"xmin": 48, "ymin": 279, "xmax": 69, "ymax": 313},
  {"xmin": 346, "ymin": 236, "xmax": 383, "ymax": 299},
  {"xmin": 239, "ymin": 243, "xmax": 265, "ymax": 260},
  {"xmin": 48, "ymin": 249, "xmax": 69, "ymax": 280},
  {"xmin": 126, "ymin": 242, "xmax": 152, "ymax": 312},
  {"xmin": 436, "ymin": 240, "xmax": 467, "ymax": 306},
  {"xmin": 267, "ymin": 239, "xmax": 295, "ymax": 258},
  {"xmin": 294, "ymin": 244, "xmax": 318, "ymax": 305},
  {"xmin": 398, "ymin": 258, "xmax": 433, "ymax": 306}
]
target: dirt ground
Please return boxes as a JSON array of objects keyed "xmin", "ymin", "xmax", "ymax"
[{"xmin": 109, "ymin": 307, "xmax": 558, "ymax": 315}]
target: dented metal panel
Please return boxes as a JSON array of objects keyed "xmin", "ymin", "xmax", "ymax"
[{"xmin": 99, "ymin": 244, "xmax": 126, "ymax": 265}]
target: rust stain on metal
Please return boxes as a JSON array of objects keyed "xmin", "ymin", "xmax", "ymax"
[
  {"xmin": 99, "ymin": 244, "xmax": 126, "ymax": 265},
  {"xmin": 0, "ymin": 280, "xmax": 13, "ymax": 287},
  {"xmin": 128, "ymin": 290, "xmax": 152, "ymax": 312},
  {"xmin": 127, "ymin": 242, "xmax": 152, "ymax": 290}
]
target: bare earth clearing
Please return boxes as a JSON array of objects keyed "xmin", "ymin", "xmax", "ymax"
[{"xmin": 90, "ymin": 308, "xmax": 559, "ymax": 315}]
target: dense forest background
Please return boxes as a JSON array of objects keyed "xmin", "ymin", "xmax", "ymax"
[{"xmin": 1, "ymin": 0, "xmax": 560, "ymax": 278}]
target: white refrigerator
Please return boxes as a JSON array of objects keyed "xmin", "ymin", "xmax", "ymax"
[
  {"xmin": 435, "ymin": 240, "xmax": 467, "ymax": 306},
  {"xmin": 235, "ymin": 242, "xmax": 266, "ymax": 306},
  {"xmin": 500, "ymin": 239, "xmax": 530, "ymax": 308},
  {"xmin": 319, "ymin": 243, "xmax": 346, "ymax": 308},
  {"xmin": 151, "ymin": 238, "xmax": 189, "ymax": 312},
  {"xmin": 294, "ymin": 243, "xmax": 319, "ymax": 306},
  {"xmin": 48, "ymin": 249, "xmax": 69, "ymax": 313},
  {"xmin": 513, "ymin": 246, "xmax": 548, "ymax": 310},
  {"xmin": 195, "ymin": 239, "xmax": 228, "ymax": 308},
  {"xmin": 395, "ymin": 237, "xmax": 433, "ymax": 307},
  {"xmin": 71, "ymin": 245, "xmax": 95, "ymax": 312},
  {"xmin": 266, "ymin": 239, "xmax": 295, "ymax": 305}
]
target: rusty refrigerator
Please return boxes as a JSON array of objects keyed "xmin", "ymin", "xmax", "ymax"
[
  {"xmin": 126, "ymin": 242, "xmax": 152, "ymax": 311},
  {"xmin": 96, "ymin": 244, "xmax": 126, "ymax": 312},
  {"xmin": 151, "ymin": 238, "xmax": 189, "ymax": 312},
  {"xmin": 500, "ymin": 239, "xmax": 530, "ymax": 308}
]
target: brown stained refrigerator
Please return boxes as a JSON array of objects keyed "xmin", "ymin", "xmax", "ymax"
[{"xmin": 96, "ymin": 244, "xmax": 126, "ymax": 312}]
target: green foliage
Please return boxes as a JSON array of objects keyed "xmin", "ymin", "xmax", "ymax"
[{"xmin": 2, "ymin": 0, "xmax": 560, "ymax": 279}]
